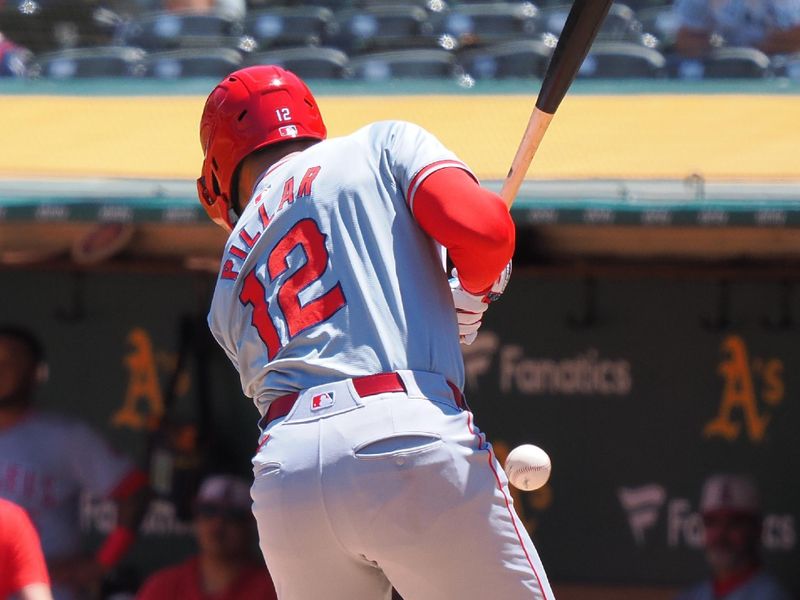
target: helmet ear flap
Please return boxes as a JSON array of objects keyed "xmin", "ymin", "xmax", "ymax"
[{"xmin": 197, "ymin": 176, "xmax": 212, "ymax": 206}]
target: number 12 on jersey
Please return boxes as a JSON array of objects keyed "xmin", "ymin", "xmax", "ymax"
[{"xmin": 238, "ymin": 218, "xmax": 346, "ymax": 360}]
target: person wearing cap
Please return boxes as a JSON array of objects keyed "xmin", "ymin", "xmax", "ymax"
[
  {"xmin": 136, "ymin": 474, "xmax": 276, "ymax": 600},
  {"xmin": 676, "ymin": 474, "xmax": 793, "ymax": 600}
]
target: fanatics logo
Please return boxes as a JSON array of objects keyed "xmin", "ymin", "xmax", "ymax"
[
  {"xmin": 311, "ymin": 392, "xmax": 335, "ymax": 411},
  {"xmin": 278, "ymin": 125, "xmax": 298, "ymax": 138}
]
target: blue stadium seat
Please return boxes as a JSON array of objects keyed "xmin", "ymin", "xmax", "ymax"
[
  {"xmin": 703, "ymin": 47, "xmax": 771, "ymax": 79},
  {"xmin": 144, "ymin": 48, "xmax": 242, "ymax": 78},
  {"xmin": 114, "ymin": 11, "xmax": 243, "ymax": 51},
  {"xmin": 31, "ymin": 46, "xmax": 145, "ymax": 78},
  {"xmin": 348, "ymin": 48, "xmax": 455, "ymax": 79},
  {"xmin": 637, "ymin": 4, "xmax": 680, "ymax": 49},
  {"xmin": 776, "ymin": 52, "xmax": 800, "ymax": 80},
  {"xmin": 328, "ymin": 6, "xmax": 434, "ymax": 53},
  {"xmin": 577, "ymin": 41, "xmax": 666, "ymax": 78},
  {"xmin": 459, "ymin": 39, "xmax": 551, "ymax": 79},
  {"xmin": 435, "ymin": 2, "xmax": 539, "ymax": 47},
  {"xmin": 243, "ymin": 7, "xmax": 335, "ymax": 50},
  {"xmin": 245, "ymin": 46, "xmax": 349, "ymax": 79},
  {"xmin": 540, "ymin": 2, "xmax": 645, "ymax": 43}
]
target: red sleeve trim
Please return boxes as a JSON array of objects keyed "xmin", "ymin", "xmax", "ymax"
[
  {"xmin": 109, "ymin": 468, "xmax": 148, "ymax": 501},
  {"xmin": 96, "ymin": 526, "xmax": 136, "ymax": 569},
  {"xmin": 2, "ymin": 501, "xmax": 50, "ymax": 589},
  {"xmin": 406, "ymin": 159, "xmax": 477, "ymax": 212}
]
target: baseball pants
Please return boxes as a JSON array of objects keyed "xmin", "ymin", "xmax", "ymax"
[{"xmin": 251, "ymin": 370, "xmax": 554, "ymax": 599}]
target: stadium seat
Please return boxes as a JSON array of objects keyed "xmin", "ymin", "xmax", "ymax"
[
  {"xmin": 459, "ymin": 39, "xmax": 551, "ymax": 79},
  {"xmin": 702, "ymin": 47, "xmax": 771, "ymax": 79},
  {"xmin": 328, "ymin": 6, "xmax": 434, "ymax": 53},
  {"xmin": 114, "ymin": 11, "xmax": 243, "ymax": 51},
  {"xmin": 577, "ymin": 41, "xmax": 666, "ymax": 78},
  {"xmin": 144, "ymin": 48, "xmax": 242, "ymax": 78},
  {"xmin": 0, "ymin": 1, "xmax": 117, "ymax": 53},
  {"xmin": 637, "ymin": 4, "xmax": 680, "ymax": 49},
  {"xmin": 245, "ymin": 46, "xmax": 349, "ymax": 79},
  {"xmin": 348, "ymin": 49, "xmax": 455, "ymax": 79},
  {"xmin": 30, "ymin": 46, "xmax": 146, "ymax": 78},
  {"xmin": 243, "ymin": 7, "xmax": 335, "ymax": 50},
  {"xmin": 359, "ymin": 0, "xmax": 449, "ymax": 12},
  {"xmin": 540, "ymin": 2, "xmax": 644, "ymax": 43},
  {"xmin": 775, "ymin": 52, "xmax": 800, "ymax": 80},
  {"xmin": 436, "ymin": 2, "xmax": 539, "ymax": 46}
]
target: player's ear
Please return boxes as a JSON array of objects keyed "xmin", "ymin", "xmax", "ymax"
[{"xmin": 35, "ymin": 361, "xmax": 50, "ymax": 385}]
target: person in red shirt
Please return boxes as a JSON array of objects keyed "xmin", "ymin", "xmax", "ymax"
[
  {"xmin": 136, "ymin": 475, "xmax": 276, "ymax": 600},
  {"xmin": 0, "ymin": 498, "xmax": 52, "ymax": 600}
]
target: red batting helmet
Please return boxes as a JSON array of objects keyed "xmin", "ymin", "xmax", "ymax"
[{"xmin": 197, "ymin": 65, "xmax": 327, "ymax": 231}]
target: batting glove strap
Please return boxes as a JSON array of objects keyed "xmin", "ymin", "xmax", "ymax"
[{"xmin": 485, "ymin": 260, "xmax": 512, "ymax": 302}]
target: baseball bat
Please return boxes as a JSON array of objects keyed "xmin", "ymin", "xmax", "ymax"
[{"xmin": 500, "ymin": 0, "xmax": 613, "ymax": 208}]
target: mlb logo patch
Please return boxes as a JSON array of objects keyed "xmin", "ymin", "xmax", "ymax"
[
  {"xmin": 311, "ymin": 391, "xmax": 335, "ymax": 411},
  {"xmin": 278, "ymin": 125, "xmax": 298, "ymax": 138}
]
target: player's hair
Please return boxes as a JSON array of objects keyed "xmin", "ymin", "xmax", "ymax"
[{"xmin": 0, "ymin": 325, "xmax": 45, "ymax": 366}]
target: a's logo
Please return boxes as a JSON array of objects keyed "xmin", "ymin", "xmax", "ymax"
[
  {"xmin": 704, "ymin": 335, "xmax": 784, "ymax": 443},
  {"xmin": 311, "ymin": 391, "xmax": 335, "ymax": 410},
  {"xmin": 112, "ymin": 328, "xmax": 189, "ymax": 431},
  {"xmin": 618, "ymin": 484, "xmax": 667, "ymax": 545}
]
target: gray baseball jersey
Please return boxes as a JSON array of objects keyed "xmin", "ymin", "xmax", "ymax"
[
  {"xmin": 211, "ymin": 119, "xmax": 554, "ymax": 599},
  {"xmin": 0, "ymin": 411, "xmax": 133, "ymax": 559},
  {"xmin": 208, "ymin": 120, "xmax": 468, "ymax": 413}
]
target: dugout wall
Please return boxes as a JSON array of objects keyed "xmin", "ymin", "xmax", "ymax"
[{"xmin": 1, "ymin": 79, "xmax": 799, "ymax": 598}]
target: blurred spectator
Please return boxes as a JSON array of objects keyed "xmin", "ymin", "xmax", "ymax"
[
  {"xmin": 0, "ymin": 326, "xmax": 150, "ymax": 600},
  {"xmin": 0, "ymin": 498, "xmax": 53, "ymax": 600},
  {"xmin": 676, "ymin": 474, "xmax": 793, "ymax": 600},
  {"xmin": 674, "ymin": 0, "xmax": 800, "ymax": 56},
  {"xmin": 163, "ymin": 0, "xmax": 245, "ymax": 20},
  {"xmin": 136, "ymin": 474, "xmax": 277, "ymax": 600},
  {"xmin": 0, "ymin": 31, "xmax": 31, "ymax": 76}
]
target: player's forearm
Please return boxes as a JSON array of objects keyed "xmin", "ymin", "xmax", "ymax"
[{"xmin": 413, "ymin": 168, "xmax": 515, "ymax": 293}]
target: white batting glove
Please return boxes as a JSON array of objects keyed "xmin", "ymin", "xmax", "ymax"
[{"xmin": 449, "ymin": 261, "xmax": 512, "ymax": 345}]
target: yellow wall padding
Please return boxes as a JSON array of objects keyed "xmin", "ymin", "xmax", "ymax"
[{"xmin": 1, "ymin": 94, "xmax": 798, "ymax": 180}]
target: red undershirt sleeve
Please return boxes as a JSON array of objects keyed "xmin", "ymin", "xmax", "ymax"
[
  {"xmin": 4, "ymin": 502, "xmax": 50, "ymax": 591},
  {"xmin": 411, "ymin": 167, "xmax": 515, "ymax": 294}
]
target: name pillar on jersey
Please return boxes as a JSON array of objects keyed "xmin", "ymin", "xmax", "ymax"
[
  {"xmin": 297, "ymin": 166, "xmax": 321, "ymax": 198},
  {"xmin": 220, "ymin": 166, "xmax": 322, "ymax": 282},
  {"xmin": 279, "ymin": 177, "xmax": 295, "ymax": 211}
]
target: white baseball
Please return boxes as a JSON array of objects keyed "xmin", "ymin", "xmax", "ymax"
[{"xmin": 504, "ymin": 444, "xmax": 551, "ymax": 491}]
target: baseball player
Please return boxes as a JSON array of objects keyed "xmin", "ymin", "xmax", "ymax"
[
  {"xmin": 676, "ymin": 474, "xmax": 793, "ymax": 600},
  {"xmin": 198, "ymin": 65, "xmax": 554, "ymax": 599},
  {"xmin": 0, "ymin": 326, "xmax": 150, "ymax": 600}
]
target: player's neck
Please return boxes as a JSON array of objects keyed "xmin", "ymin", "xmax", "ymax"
[
  {"xmin": 199, "ymin": 553, "xmax": 247, "ymax": 594},
  {"xmin": 236, "ymin": 140, "xmax": 317, "ymax": 213}
]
